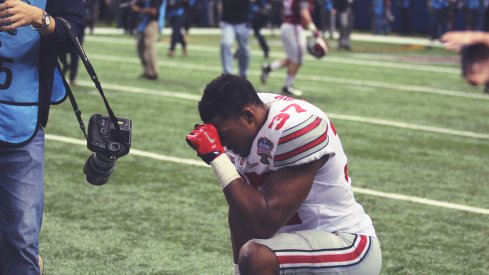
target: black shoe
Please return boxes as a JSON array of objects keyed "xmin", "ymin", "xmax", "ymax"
[
  {"xmin": 281, "ymin": 86, "xmax": 303, "ymax": 97},
  {"xmin": 146, "ymin": 74, "xmax": 158, "ymax": 80},
  {"xmin": 261, "ymin": 64, "xmax": 271, "ymax": 84},
  {"xmin": 141, "ymin": 73, "xmax": 158, "ymax": 80}
]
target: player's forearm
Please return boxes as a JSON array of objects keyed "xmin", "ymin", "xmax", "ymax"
[
  {"xmin": 228, "ymin": 209, "xmax": 252, "ymax": 263},
  {"xmin": 300, "ymin": 9, "xmax": 314, "ymax": 29},
  {"xmin": 223, "ymin": 180, "xmax": 282, "ymax": 239}
]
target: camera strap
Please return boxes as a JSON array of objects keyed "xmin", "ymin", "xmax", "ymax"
[
  {"xmin": 57, "ymin": 17, "xmax": 123, "ymax": 136},
  {"xmin": 58, "ymin": 63, "xmax": 87, "ymax": 138}
]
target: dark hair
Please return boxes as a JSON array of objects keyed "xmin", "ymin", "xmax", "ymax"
[
  {"xmin": 461, "ymin": 43, "xmax": 489, "ymax": 76},
  {"xmin": 198, "ymin": 74, "xmax": 263, "ymax": 122}
]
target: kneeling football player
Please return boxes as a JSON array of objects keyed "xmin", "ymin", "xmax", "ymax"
[{"xmin": 186, "ymin": 75, "xmax": 382, "ymax": 275}]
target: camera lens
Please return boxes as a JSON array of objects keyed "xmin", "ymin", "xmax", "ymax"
[{"xmin": 83, "ymin": 153, "xmax": 116, "ymax": 185}]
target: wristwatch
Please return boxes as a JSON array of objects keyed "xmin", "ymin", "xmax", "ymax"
[{"xmin": 33, "ymin": 10, "xmax": 51, "ymax": 31}]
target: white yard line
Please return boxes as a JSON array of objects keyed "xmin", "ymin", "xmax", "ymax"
[
  {"xmin": 45, "ymin": 134, "xmax": 489, "ymax": 215},
  {"xmin": 77, "ymin": 80, "xmax": 489, "ymax": 140},
  {"xmin": 88, "ymin": 28, "xmax": 445, "ymax": 48},
  {"xmin": 86, "ymin": 53, "xmax": 489, "ymax": 100},
  {"xmin": 85, "ymin": 36, "xmax": 459, "ymax": 74}
]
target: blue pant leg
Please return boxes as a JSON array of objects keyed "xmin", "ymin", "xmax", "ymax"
[
  {"xmin": 235, "ymin": 23, "xmax": 250, "ymax": 78},
  {"xmin": 0, "ymin": 128, "xmax": 44, "ymax": 275},
  {"xmin": 220, "ymin": 22, "xmax": 235, "ymax": 74}
]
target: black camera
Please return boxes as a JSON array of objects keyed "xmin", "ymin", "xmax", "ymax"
[{"xmin": 83, "ymin": 114, "xmax": 132, "ymax": 185}]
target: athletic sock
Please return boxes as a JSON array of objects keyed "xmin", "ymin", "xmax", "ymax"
[{"xmin": 284, "ymin": 75, "xmax": 295, "ymax": 87}]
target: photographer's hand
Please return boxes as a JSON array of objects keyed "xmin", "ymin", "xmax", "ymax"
[
  {"xmin": 186, "ymin": 124, "xmax": 225, "ymax": 165},
  {"xmin": 0, "ymin": 0, "xmax": 55, "ymax": 34}
]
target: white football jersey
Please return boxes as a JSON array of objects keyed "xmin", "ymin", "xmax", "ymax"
[{"xmin": 226, "ymin": 93, "xmax": 377, "ymax": 237}]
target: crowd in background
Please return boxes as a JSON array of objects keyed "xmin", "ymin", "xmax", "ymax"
[{"xmin": 87, "ymin": 0, "xmax": 489, "ymax": 38}]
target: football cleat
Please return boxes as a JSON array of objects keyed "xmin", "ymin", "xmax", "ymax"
[
  {"xmin": 281, "ymin": 86, "xmax": 303, "ymax": 97},
  {"xmin": 261, "ymin": 64, "xmax": 271, "ymax": 84}
]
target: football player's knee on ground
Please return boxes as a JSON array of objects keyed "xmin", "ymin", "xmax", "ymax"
[{"xmin": 238, "ymin": 241, "xmax": 279, "ymax": 275}]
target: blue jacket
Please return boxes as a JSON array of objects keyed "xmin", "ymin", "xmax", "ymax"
[{"xmin": 0, "ymin": 0, "xmax": 85, "ymax": 146}]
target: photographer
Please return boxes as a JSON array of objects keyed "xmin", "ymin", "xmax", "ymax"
[
  {"xmin": 441, "ymin": 31, "xmax": 489, "ymax": 91},
  {"xmin": 0, "ymin": 0, "xmax": 84, "ymax": 274}
]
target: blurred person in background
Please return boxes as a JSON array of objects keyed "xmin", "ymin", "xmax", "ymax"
[
  {"xmin": 334, "ymin": 0, "xmax": 354, "ymax": 50},
  {"xmin": 59, "ymin": 0, "xmax": 91, "ymax": 87},
  {"xmin": 322, "ymin": 0, "xmax": 336, "ymax": 39},
  {"xmin": 428, "ymin": 0, "xmax": 449, "ymax": 45},
  {"xmin": 462, "ymin": 0, "xmax": 483, "ymax": 31},
  {"xmin": 270, "ymin": 0, "xmax": 283, "ymax": 34},
  {"xmin": 220, "ymin": 0, "xmax": 251, "ymax": 78},
  {"xmin": 119, "ymin": 0, "xmax": 138, "ymax": 34},
  {"xmin": 132, "ymin": 0, "xmax": 163, "ymax": 80},
  {"xmin": 447, "ymin": 0, "xmax": 460, "ymax": 31},
  {"xmin": 167, "ymin": 0, "xmax": 188, "ymax": 57},
  {"xmin": 398, "ymin": 0, "xmax": 412, "ymax": 35},
  {"xmin": 85, "ymin": 0, "xmax": 99, "ymax": 34},
  {"xmin": 251, "ymin": 0, "xmax": 272, "ymax": 60},
  {"xmin": 372, "ymin": 0, "xmax": 394, "ymax": 34},
  {"xmin": 372, "ymin": 0, "xmax": 390, "ymax": 35},
  {"xmin": 0, "ymin": 1, "xmax": 85, "ymax": 274},
  {"xmin": 261, "ymin": 0, "xmax": 322, "ymax": 96},
  {"xmin": 183, "ymin": 0, "xmax": 196, "ymax": 34},
  {"xmin": 58, "ymin": 23, "xmax": 86, "ymax": 86},
  {"xmin": 104, "ymin": 0, "xmax": 117, "ymax": 25},
  {"xmin": 313, "ymin": 0, "xmax": 336, "ymax": 39}
]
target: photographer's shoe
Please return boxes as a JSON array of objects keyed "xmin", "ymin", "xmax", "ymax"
[
  {"xmin": 281, "ymin": 86, "xmax": 303, "ymax": 97},
  {"xmin": 261, "ymin": 64, "xmax": 271, "ymax": 84}
]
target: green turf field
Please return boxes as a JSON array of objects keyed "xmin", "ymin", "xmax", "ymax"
[{"xmin": 39, "ymin": 31, "xmax": 489, "ymax": 274}]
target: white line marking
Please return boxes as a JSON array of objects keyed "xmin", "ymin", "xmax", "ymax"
[
  {"xmin": 85, "ymin": 36, "xmax": 459, "ymax": 74},
  {"xmin": 45, "ymin": 134, "xmax": 207, "ymax": 167},
  {"xmin": 78, "ymin": 81, "xmax": 201, "ymax": 101},
  {"xmin": 86, "ymin": 53, "xmax": 489, "ymax": 101},
  {"xmin": 45, "ymin": 134, "xmax": 489, "ymax": 215},
  {"xmin": 76, "ymin": 80, "xmax": 489, "ymax": 140},
  {"xmin": 352, "ymin": 187, "xmax": 489, "ymax": 215},
  {"xmin": 89, "ymin": 28, "xmax": 447, "ymax": 48},
  {"xmin": 328, "ymin": 113, "xmax": 489, "ymax": 139}
]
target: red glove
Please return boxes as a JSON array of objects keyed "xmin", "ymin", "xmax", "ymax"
[{"xmin": 186, "ymin": 124, "xmax": 225, "ymax": 164}]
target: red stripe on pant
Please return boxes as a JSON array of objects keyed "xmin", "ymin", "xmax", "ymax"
[{"xmin": 277, "ymin": 235, "xmax": 369, "ymax": 265}]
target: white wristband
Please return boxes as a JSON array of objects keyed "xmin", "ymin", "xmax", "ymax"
[
  {"xmin": 210, "ymin": 154, "xmax": 241, "ymax": 189},
  {"xmin": 308, "ymin": 22, "xmax": 317, "ymax": 32},
  {"xmin": 233, "ymin": 263, "xmax": 240, "ymax": 275}
]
